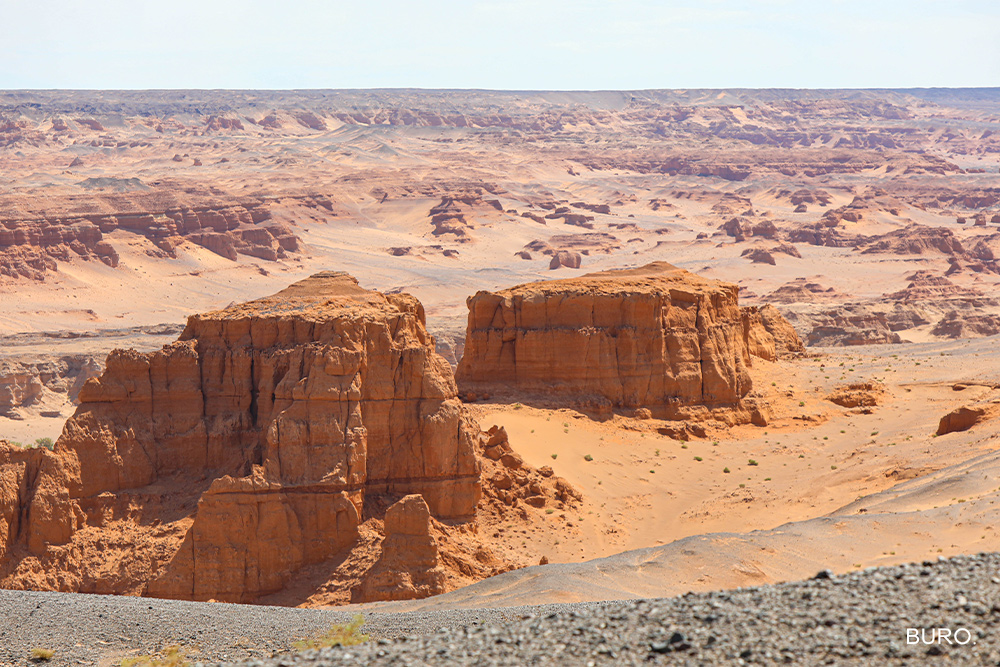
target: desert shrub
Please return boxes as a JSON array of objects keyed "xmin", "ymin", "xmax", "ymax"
[
  {"xmin": 121, "ymin": 645, "xmax": 190, "ymax": 667},
  {"xmin": 34, "ymin": 437, "xmax": 54, "ymax": 450},
  {"xmin": 31, "ymin": 648, "xmax": 55, "ymax": 662},
  {"xmin": 293, "ymin": 615, "xmax": 369, "ymax": 650}
]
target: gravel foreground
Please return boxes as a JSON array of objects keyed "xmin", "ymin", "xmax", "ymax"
[{"xmin": 3, "ymin": 553, "xmax": 1000, "ymax": 666}]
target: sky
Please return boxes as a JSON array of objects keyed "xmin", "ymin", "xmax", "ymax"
[{"xmin": 0, "ymin": 0, "xmax": 997, "ymax": 90}]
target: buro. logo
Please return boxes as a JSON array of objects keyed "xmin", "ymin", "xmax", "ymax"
[{"xmin": 906, "ymin": 628, "xmax": 975, "ymax": 645}]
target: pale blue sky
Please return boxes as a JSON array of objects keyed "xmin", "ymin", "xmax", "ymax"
[{"xmin": 1, "ymin": 0, "xmax": 997, "ymax": 89}]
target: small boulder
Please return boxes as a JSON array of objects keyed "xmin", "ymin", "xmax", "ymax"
[
  {"xmin": 500, "ymin": 452, "xmax": 524, "ymax": 469},
  {"xmin": 549, "ymin": 250, "xmax": 582, "ymax": 270}
]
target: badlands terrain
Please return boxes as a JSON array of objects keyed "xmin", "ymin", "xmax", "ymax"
[{"xmin": 1, "ymin": 88, "xmax": 1000, "ymax": 663}]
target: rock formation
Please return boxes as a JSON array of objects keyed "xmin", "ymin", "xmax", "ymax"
[
  {"xmin": 742, "ymin": 248, "xmax": 777, "ymax": 265},
  {"xmin": 0, "ymin": 202, "xmax": 300, "ymax": 280},
  {"xmin": 457, "ymin": 262, "xmax": 794, "ymax": 422},
  {"xmin": 428, "ymin": 194, "xmax": 504, "ymax": 240},
  {"xmin": 0, "ymin": 355, "xmax": 102, "ymax": 419},
  {"xmin": 826, "ymin": 382, "xmax": 886, "ymax": 409},
  {"xmin": 722, "ymin": 217, "xmax": 778, "ymax": 241},
  {"xmin": 523, "ymin": 233, "xmax": 621, "ymax": 263},
  {"xmin": 549, "ymin": 250, "xmax": 582, "ymax": 269},
  {"xmin": 478, "ymin": 425, "xmax": 582, "ymax": 510},
  {"xmin": 778, "ymin": 270, "xmax": 1000, "ymax": 346},
  {"xmin": 765, "ymin": 279, "xmax": 844, "ymax": 304},
  {"xmin": 0, "ymin": 272, "xmax": 481, "ymax": 602},
  {"xmin": 351, "ymin": 495, "xmax": 446, "ymax": 603},
  {"xmin": 752, "ymin": 304, "xmax": 805, "ymax": 357},
  {"xmin": 937, "ymin": 404, "xmax": 999, "ymax": 435}
]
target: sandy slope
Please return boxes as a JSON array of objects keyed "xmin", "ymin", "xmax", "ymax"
[{"xmin": 357, "ymin": 336, "xmax": 1000, "ymax": 611}]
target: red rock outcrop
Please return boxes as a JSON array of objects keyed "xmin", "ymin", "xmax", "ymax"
[
  {"xmin": 0, "ymin": 444, "xmax": 45, "ymax": 563},
  {"xmin": 791, "ymin": 306, "xmax": 905, "ymax": 347},
  {"xmin": 780, "ymin": 270, "xmax": 1000, "ymax": 346},
  {"xmin": 722, "ymin": 217, "xmax": 778, "ymax": 241},
  {"xmin": 478, "ymin": 425, "xmax": 582, "ymax": 510},
  {"xmin": 931, "ymin": 313, "xmax": 1000, "ymax": 338},
  {"xmin": 937, "ymin": 404, "xmax": 999, "ymax": 435},
  {"xmin": 351, "ymin": 495, "xmax": 446, "ymax": 603},
  {"xmin": 457, "ymin": 262, "xmax": 786, "ymax": 422},
  {"xmin": 827, "ymin": 382, "xmax": 887, "ymax": 409},
  {"xmin": 741, "ymin": 247, "xmax": 777, "ymax": 265},
  {"xmin": 523, "ymin": 233, "xmax": 621, "ymax": 261},
  {"xmin": 0, "ymin": 272, "xmax": 481, "ymax": 602},
  {"xmin": 549, "ymin": 250, "xmax": 582, "ymax": 269},
  {"xmin": 754, "ymin": 304, "xmax": 805, "ymax": 357}
]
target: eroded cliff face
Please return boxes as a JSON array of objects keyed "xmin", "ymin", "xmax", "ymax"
[
  {"xmin": 0, "ymin": 202, "xmax": 299, "ymax": 280},
  {"xmin": 457, "ymin": 262, "xmax": 794, "ymax": 422},
  {"xmin": 0, "ymin": 272, "xmax": 481, "ymax": 602},
  {"xmin": 0, "ymin": 444, "xmax": 44, "ymax": 564}
]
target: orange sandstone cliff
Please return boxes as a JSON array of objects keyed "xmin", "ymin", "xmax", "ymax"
[
  {"xmin": 456, "ymin": 262, "xmax": 798, "ymax": 422},
  {"xmin": 0, "ymin": 272, "xmax": 482, "ymax": 602}
]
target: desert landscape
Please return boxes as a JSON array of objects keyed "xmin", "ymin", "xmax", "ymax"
[{"xmin": 2, "ymin": 87, "xmax": 1000, "ymax": 664}]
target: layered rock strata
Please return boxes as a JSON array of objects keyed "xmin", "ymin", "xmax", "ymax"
[
  {"xmin": 0, "ymin": 272, "xmax": 481, "ymax": 602},
  {"xmin": 0, "ymin": 203, "xmax": 299, "ymax": 280},
  {"xmin": 457, "ymin": 262, "xmax": 794, "ymax": 421}
]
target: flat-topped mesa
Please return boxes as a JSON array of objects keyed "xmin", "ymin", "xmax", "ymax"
[
  {"xmin": 1, "ymin": 272, "xmax": 480, "ymax": 602},
  {"xmin": 457, "ymin": 262, "xmax": 788, "ymax": 422},
  {"xmin": 171, "ymin": 271, "xmax": 480, "ymax": 515}
]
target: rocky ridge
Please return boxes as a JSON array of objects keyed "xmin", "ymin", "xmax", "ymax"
[
  {"xmin": 777, "ymin": 270, "xmax": 1000, "ymax": 346},
  {"xmin": 0, "ymin": 202, "xmax": 299, "ymax": 280}
]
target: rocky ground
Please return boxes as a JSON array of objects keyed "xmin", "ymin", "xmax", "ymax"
[{"xmin": 2, "ymin": 553, "xmax": 999, "ymax": 666}]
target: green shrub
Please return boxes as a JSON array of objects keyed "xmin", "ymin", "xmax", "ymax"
[
  {"xmin": 294, "ymin": 615, "xmax": 369, "ymax": 650},
  {"xmin": 121, "ymin": 646, "xmax": 189, "ymax": 667},
  {"xmin": 31, "ymin": 648, "xmax": 55, "ymax": 662}
]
